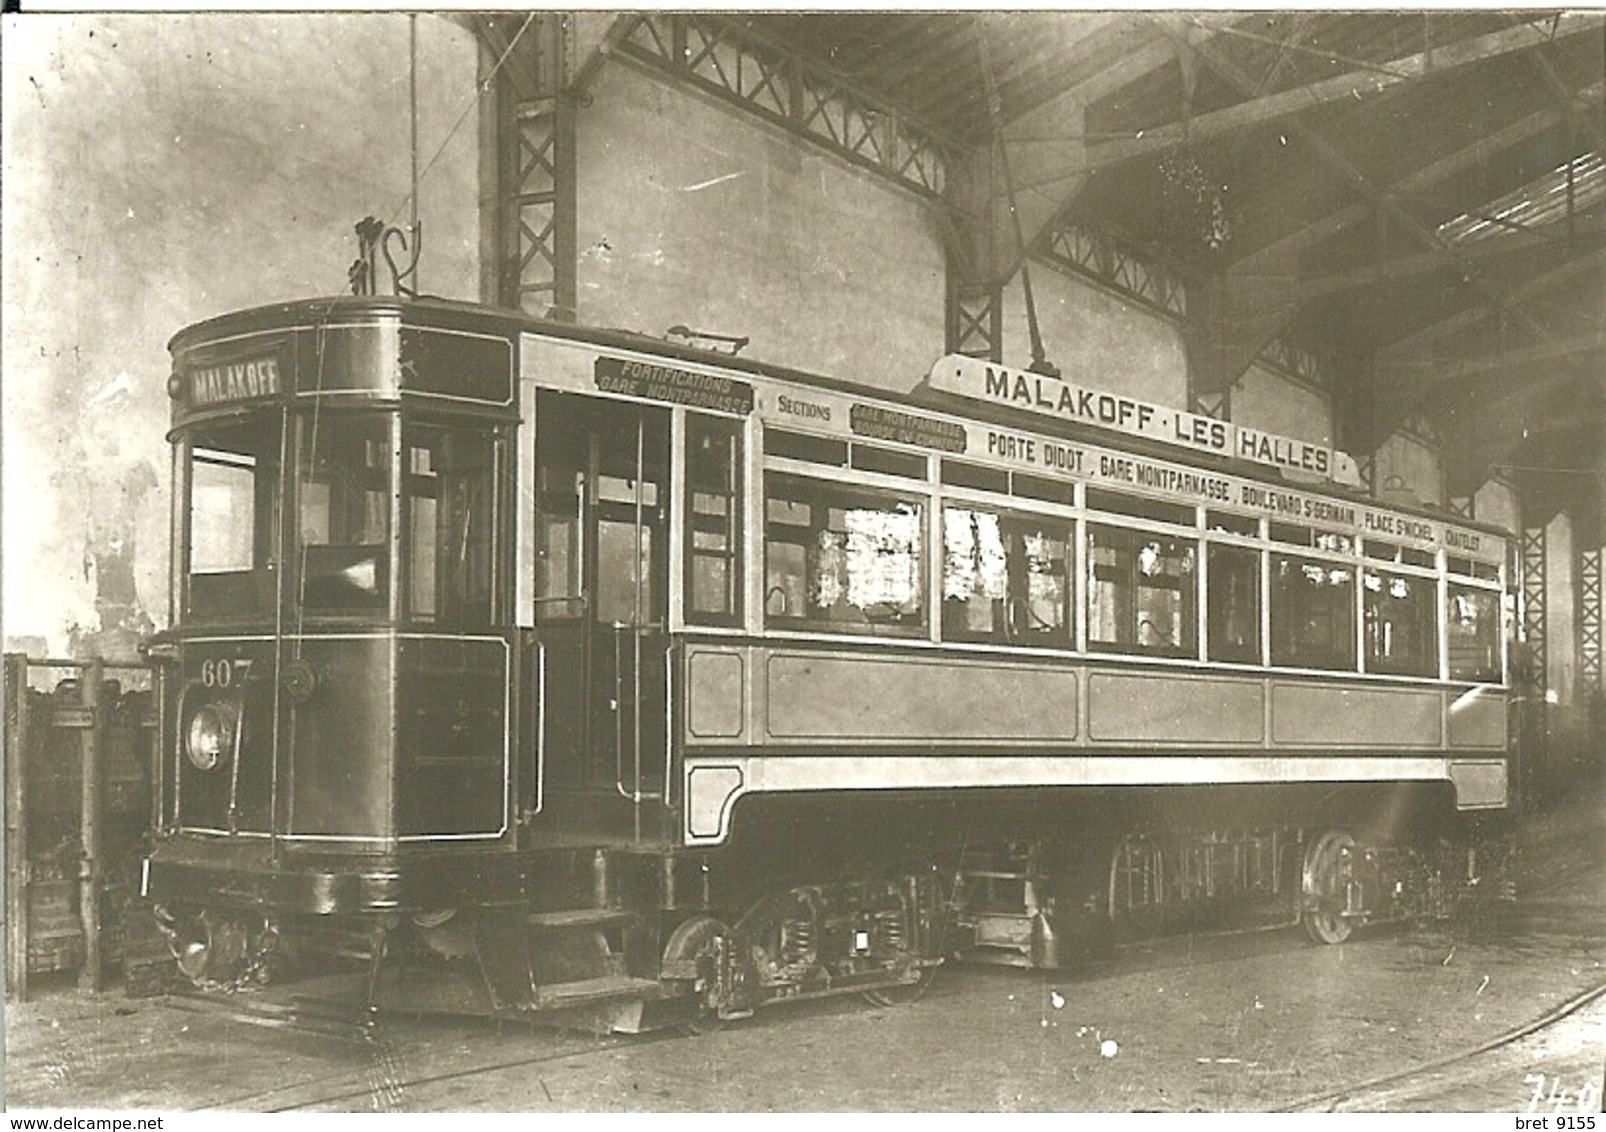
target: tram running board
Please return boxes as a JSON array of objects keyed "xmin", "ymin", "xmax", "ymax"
[
  {"xmin": 526, "ymin": 908, "xmax": 635, "ymax": 930},
  {"xmin": 166, "ymin": 985, "xmax": 377, "ymax": 1041},
  {"xmin": 535, "ymin": 974, "xmax": 661, "ymax": 1011}
]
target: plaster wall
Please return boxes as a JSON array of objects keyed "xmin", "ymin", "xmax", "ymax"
[
  {"xmin": 1472, "ymin": 479, "xmax": 1522, "ymax": 535},
  {"xmin": 999, "ymin": 267, "xmax": 1188, "ymax": 408},
  {"xmin": 573, "ymin": 62, "xmax": 947, "ymax": 393},
  {"xmin": 1372, "ymin": 431, "xmax": 1445, "ymax": 510},
  {"xmin": 1231, "ymin": 364, "xmax": 1333, "ymax": 447},
  {"xmin": 2, "ymin": 13, "xmax": 480, "ymax": 653}
]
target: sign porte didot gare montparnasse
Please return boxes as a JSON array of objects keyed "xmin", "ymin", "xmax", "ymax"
[{"xmin": 924, "ymin": 355, "xmax": 1361, "ymax": 488}]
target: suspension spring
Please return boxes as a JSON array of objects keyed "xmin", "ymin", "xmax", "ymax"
[
  {"xmin": 876, "ymin": 907, "xmax": 906, "ymax": 954},
  {"xmin": 779, "ymin": 916, "xmax": 816, "ymax": 971}
]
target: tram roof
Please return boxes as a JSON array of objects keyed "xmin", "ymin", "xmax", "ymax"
[{"xmin": 170, "ymin": 294, "xmax": 1514, "ymax": 542}]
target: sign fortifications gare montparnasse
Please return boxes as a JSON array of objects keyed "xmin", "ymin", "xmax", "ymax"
[{"xmin": 925, "ymin": 354, "xmax": 1362, "ymax": 489}]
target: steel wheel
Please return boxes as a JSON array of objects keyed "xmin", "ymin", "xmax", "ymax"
[
  {"xmin": 1108, "ymin": 833, "xmax": 1168, "ymax": 936},
  {"xmin": 660, "ymin": 915, "xmax": 731, "ymax": 1035},
  {"xmin": 861, "ymin": 964, "xmax": 937, "ymax": 1007},
  {"xmin": 1302, "ymin": 830, "xmax": 1357, "ymax": 944}
]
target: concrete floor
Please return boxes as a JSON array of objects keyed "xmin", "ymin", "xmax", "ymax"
[{"xmin": 5, "ymin": 779, "xmax": 1603, "ymax": 1113}]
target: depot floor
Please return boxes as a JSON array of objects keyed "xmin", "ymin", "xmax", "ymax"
[{"xmin": 5, "ymin": 776, "xmax": 1603, "ymax": 1113}]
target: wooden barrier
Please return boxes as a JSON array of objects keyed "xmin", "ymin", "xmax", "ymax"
[{"xmin": 3, "ymin": 654, "xmax": 158, "ymax": 1000}]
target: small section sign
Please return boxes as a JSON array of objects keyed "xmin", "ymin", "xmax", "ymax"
[{"xmin": 849, "ymin": 403, "xmax": 967, "ymax": 453}]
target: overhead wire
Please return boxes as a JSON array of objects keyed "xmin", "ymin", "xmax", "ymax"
[{"xmin": 382, "ymin": 12, "xmax": 536, "ymax": 243}]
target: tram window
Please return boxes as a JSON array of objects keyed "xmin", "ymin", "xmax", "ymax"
[
  {"xmin": 1207, "ymin": 544, "xmax": 1260, "ymax": 664},
  {"xmin": 1364, "ymin": 540, "xmax": 1401, "ymax": 561},
  {"xmin": 1400, "ymin": 547, "xmax": 1435, "ymax": 569},
  {"xmin": 1012, "ymin": 472, "xmax": 1073, "ymax": 506},
  {"xmin": 185, "ymin": 419, "xmax": 280, "ymax": 620},
  {"xmin": 1086, "ymin": 489, "xmax": 1194, "ymax": 529},
  {"xmin": 942, "ymin": 508, "xmax": 1070, "ymax": 646},
  {"xmin": 764, "ymin": 473, "xmax": 925, "ymax": 633},
  {"xmin": 596, "ymin": 520, "xmax": 655, "ymax": 625},
  {"xmin": 852, "ymin": 444, "xmax": 926, "ymax": 480},
  {"xmin": 598, "ymin": 475, "xmax": 658, "ymax": 506},
  {"xmin": 1270, "ymin": 522, "xmax": 1312, "ymax": 546},
  {"xmin": 1449, "ymin": 557, "xmax": 1500, "ymax": 582},
  {"xmin": 404, "ymin": 426, "xmax": 496, "ymax": 628},
  {"xmin": 766, "ymin": 428, "xmax": 847, "ymax": 467},
  {"xmin": 295, "ymin": 414, "xmax": 389, "ymax": 613},
  {"xmin": 1363, "ymin": 568, "xmax": 1437, "ymax": 677},
  {"xmin": 534, "ymin": 446, "xmax": 585, "ymax": 618},
  {"xmin": 1086, "ymin": 524, "xmax": 1197, "ymax": 657},
  {"xmin": 192, "ymin": 451, "xmax": 258, "ymax": 571},
  {"xmin": 1272, "ymin": 524, "xmax": 1354, "ymax": 555},
  {"xmin": 1270, "ymin": 555, "xmax": 1356, "ymax": 671},
  {"xmin": 685, "ymin": 415, "xmax": 742, "ymax": 625},
  {"xmin": 1207, "ymin": 511, "xmax": 1259, "ymax": 537},
  {"xmin": 942, "ymin": 460, "xmax": 1010, "ymax": 493},
  {"xmin": 1447, "ymin": 583, "xmax": 1501, "ymax": 682}
]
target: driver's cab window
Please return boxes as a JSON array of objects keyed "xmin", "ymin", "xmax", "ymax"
[
  {"xmin": 405, "ymin": 424, "xmax": 498, "ymax": 628},
  {"xmin": 184, "ymin": 417, "xmax": 281, "ymax": 621},
  {"xmin": 295, "ymin": 413, "xmax": 390, "ymax": 613}
]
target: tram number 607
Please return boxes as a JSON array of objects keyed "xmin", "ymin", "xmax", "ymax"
[{"xmin": 199, "ymin": 658, "xmax": 253, "ymax": 688}]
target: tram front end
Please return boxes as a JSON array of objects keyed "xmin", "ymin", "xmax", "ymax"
[{"xmin": 143, "ymin": 297, "xmax": 521, "ymax": 989}]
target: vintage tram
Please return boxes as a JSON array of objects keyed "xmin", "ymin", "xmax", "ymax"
[{"xmin": 142, "ymin": 294, "xmax": 1514, "ymax": 1028}]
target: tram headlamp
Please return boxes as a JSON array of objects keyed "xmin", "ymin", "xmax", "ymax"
[{"xmin": 185, "ymin": 703, "xmax": 238, "ymax": 771}]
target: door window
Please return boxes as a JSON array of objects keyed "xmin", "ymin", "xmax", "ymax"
[{"xmin": 685, "ymin": 414, "xmax": 743, "ymax": 625}]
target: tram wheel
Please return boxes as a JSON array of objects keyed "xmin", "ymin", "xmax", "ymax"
[
  {"xmin": 1302, "ymin": 830, "xmax": 1357, "ymax": 945},
  {"xmin": 1107, "ymin": 833, "xmax": 1168, "ymax": 937},
  {"xmin": 861, "ymin": 965, "xmax": 937, "ymax": 1008},
  {"xmin": 660, "ymin": 915, "xmax": 731, "ymax": 1035}
]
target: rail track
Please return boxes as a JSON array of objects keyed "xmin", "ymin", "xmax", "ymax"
[
  {"xmin": 164, "ymin": 906, "xmax": 1602, "ymax": 1113},
  {"xmin": 1275, "ymin": 978, "xmax": 1606, "ymax": 1113}
]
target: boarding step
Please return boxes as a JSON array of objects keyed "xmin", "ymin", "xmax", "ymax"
[
  {"xmin": 526, "ymin": 908, "xmax": 635, "ymax": 931},
  {"xmin": 535, "ymin": 974, "xmax": 661, "ymax": 1011}
]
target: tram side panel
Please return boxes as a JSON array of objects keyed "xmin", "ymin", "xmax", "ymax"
[{"xmin": 679, "ymin": 639, "xmax": 1510, "ymax": 847}]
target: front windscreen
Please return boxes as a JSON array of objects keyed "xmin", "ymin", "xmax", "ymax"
[
  {"xmin": 184, "ymin": 417, "xmax": 282, "ymax": 621},
  {"xmin": 293, "ymin": 412, "xmax": 391, "ymax": 615}
]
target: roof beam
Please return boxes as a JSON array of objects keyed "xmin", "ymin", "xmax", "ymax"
[
  {"xmin": 851, "ymin": 18, "xmax": 988, "ymax": 94},
  {"xmin": 1181, "ymin": 20, "xmax": 1596, "ymax": 432},
  {"xmin": 1388, "ymin": 328, "xmax": 1605, "ymax": 382},
  {"xmin": 999, "ymin": 15, "xmax": 1170, "ymax": 123},
  {"xmin": 1378, "ymin": 243, "xmax": 1606, "ymax": 359},
  {"xmin": 569, "ymin": 14, "xmax": 643, "ymax": 97},
  {"xmin": 1013, "ymin": 11, "xmax": 1606, "ymax": 192},
  {"xmin": 962, "ymin": 23, "xmax": 1209, "ymax": 285},
  {"xmin": 1439, "ymin": 378, "xmax": 1599, "ymax": 500},
  {"xmin": 1254, "ymin": 220, "xmax": 1606, "ymax": 306},
  {"xmin": 1368, "ymin": 245, "xmax": 1606, "ymax": 456},
  {"xmin": 989, "ymin": 13, "xmax": 1130, "ymax": 93},
  {"xmin": 1519, "ymin": 13, "xmax": 1606, "ymax": 156},
  {"xmin": 1229, "ymin": 92, "xmax": 1594, "ymax": 270}
]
